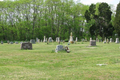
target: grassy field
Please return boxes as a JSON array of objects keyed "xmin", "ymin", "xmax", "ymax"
[{"xmin": 0, "ymin": 42, "xmax": 120, "ymax": 80}]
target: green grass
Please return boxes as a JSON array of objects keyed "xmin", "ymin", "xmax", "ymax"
[{"xmin": 0, "ymin": 42, "xmax": 120, "ymax": 80}]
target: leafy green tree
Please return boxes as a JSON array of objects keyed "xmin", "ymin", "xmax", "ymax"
[{"xmin": 114, "ymin": 2, "xmax": 120, "ymax": 36}]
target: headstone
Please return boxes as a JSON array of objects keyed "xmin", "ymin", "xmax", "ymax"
[
  {"xmin": 37, "ymin": 39, "xmax": 40, "ymax": 43},
  {"xmin": 107, "ymin": 39, "xmax": 109, "ymax": 44},
  {"xmin": 90, "ymin": 38, "xmax": 92, "ymax": 41},
  {"xmin": 1, "ymin": 41, "xmax": 3, "ymax": 44},
  {"xmin": 90, "ymin": 40, "xmax": 96, "ymax": 46},
  {"xmin": 21, "ymin": 42, "xmax": 32, "ymax": 50},
  {"xmin": 7, "ymin": 40, "xmax": 9, "ymax": 44},
  {"xmin": 43, "ymin": 36, "xmax": 46, "ymax": 42},
  {"xmin": 20, "ymin": 41, "xmax": 23, "ymax": 44},
  {"xmin": 96, "ymin": 38, "xmax": 98, "ymax": 42},
  {"xmin": 56, "ymin": 37, "xmax": 60, "ymax": 43},
  {"xmin": 36, "ymin": 38, "xmax": 38, "ymax": 42},
  {"xmin": 69, "ymin": 32, "xmax": 74, "ymax": 43},
  {"xmin": 41, "ymin": 40, "xmax": 42, "ymax": 42},
  {"xmin": 55, "ymin": 45, "xmax": 64, "ymax": 52},
  {"xmin": 10, "ymin": 41, "xmax": 13, "ymax": 44},
  {"xmin": 103, "ymin": 37, "xmax": 106, "ymax": 44},
  {"xmin": 30, "ymin": 39, "xmax": 36, "ymax": 44},
  {"xmin": 15, "ymin": 41, "xmax": 18, "ymax": 44},
  {"xmin": 48, "ymin": 37, "xmax": 53, "ymax": 42},
  {"xmin": 110, "ymin": 38, "xmax": 112, "ymax": 43},
  {"xmin": 115, "ymin": 38, "xmax": 119, "ymax": 43},
  {"xmin": 76, "ymin": 37, "xmax": 78, "ymax": 42}
]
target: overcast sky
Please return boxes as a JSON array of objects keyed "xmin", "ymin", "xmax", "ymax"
[{"xmin": 75, "ymin": 0, "xmax": 119, "ymax": 9}]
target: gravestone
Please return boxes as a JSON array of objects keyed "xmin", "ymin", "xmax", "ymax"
[
  {"xmin": 90, "ymin": 38, "xmax": 92, "ymax": 41},
  {"xmin": 7, "ymin": 40, "xmax": 9, "ymax": 44},
  {"xmin": 69, "ymin": 32, "xmax": 74, "ymax": 43},
  {"xmin": 107, "ymin": 39, "xmax": 109, "ymax": 44},
  {"xmin": 76, "ymin": 37, "xmax": 78, "ymax": 42},
  {"xmin": 96, "ymin": 38, "xmax": 98, "ymax": 42},
  {"xmin": 55, "ymin": 45, "xmax": 64, "ymax": 53},
  {"xmin": 56, "ymin": 37, "xmax": 60, "ymax": 42},
  {"xmin": 48, "ymin": 37, "xmax": 52, "ymax": 42},
  {"xmin": 1, "ymin": 41, "xmax": 3, "ymax": 44},
  {"xmin": 15, "ymin": 41, "xmax": 18, "ymax": 44},
  {"xmin": 110, "ymin": 38, "xmax": 112, "ymax": 43},
  {"xmin": 115, "ymin": 38, "xmax": 119, "ymax": 43},
  {"xmin": 20, "ymin": 41, "xmax": 23, "ymax": 44},
  {"xmin": 30, "ymin": 39, "xmax": 36, "ymax": 44},
  {"xmin": 37, "ymin": 39, "xmax": 40, "ymax": 43},
  {"xmin": 36, "ymin": 38, "xmax": 38, "ymax": 42},
  {"xmin": 90, "ymin": 40, "xmax": 96, "ymax": 46},
  {"xmin": 21, "ymin": 42, "xmax": 32, "ymax": 50},
  {"xmin": 10, "ymin": 41, "xmax": 13, "ymax": 44},
  {"xmin": 103, "ymin": 37, "xmax": 106, "ymax": 44},
  {"xmin": 43, "ymin": 36, "xmax": 46, "ymax": 42}
]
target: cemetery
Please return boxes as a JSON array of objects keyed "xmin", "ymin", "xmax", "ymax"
[
  {"xmin": 0, "ymin": 39, "xmax": 120, "ymax": 80},
  {"xmin": 1, "ymin": 0, "xmax": 120, "ymax": 80}
]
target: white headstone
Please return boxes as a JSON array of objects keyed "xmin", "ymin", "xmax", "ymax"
[
  {"xmin": 115, "ymin": 38, "xmax": 119, "ymax": 43},
  {"xmin": 76, "ymin": 37, "xmax": 78, "ymax": 42},
  {"xmin": 110, "ymin": 38, "xmax": 112, "ymax": 43},
  {"xmin": 43, "ymin": 36, "xmax": 46, "ymax": 42}
]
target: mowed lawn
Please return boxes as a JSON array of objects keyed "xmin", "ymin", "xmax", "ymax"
[{"xmin": 0, "ymin": 42, "xmax": 120, "ymax": 80}]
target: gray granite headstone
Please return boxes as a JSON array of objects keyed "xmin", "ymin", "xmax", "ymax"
[
  {"xmin": 21, "ymin": 42, "xmax": 32, "ymax": 50},
  {"xmin": 15, "ymin": 41, "xmax": 18, "ymax": 44},
  {"xmin": 1, "ymin": 41, "xmax": 3, "ymax": 44},
  {"xmin": 55, "ymin": 45, "xmax": 64, "ymax": 52},
  {"xmin": 30, "ymin": 39, "xmax": 36, "ymax": 44},
  {"xmin": 48, "ymin": 37, "xmax": 52, "ymax": 42},
  {"xmin": 10, "ymin": 42, "xmax": 13, "ymax": 44},
  {"xmin": 90, "ymin": 40, "xmax": 96, "ymax": 46},
  {"xmin": 115, "ymin": 38, "xmax": 119, "ymax": 43}
]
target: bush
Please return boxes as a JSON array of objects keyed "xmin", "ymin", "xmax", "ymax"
[{"xmin": 64, "ymin": 39, "xmax": 69, "ymax": 42}]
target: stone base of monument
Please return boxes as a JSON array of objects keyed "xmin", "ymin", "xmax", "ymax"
[
  {"xmin": 21, "ymin": 42, "xmax": 32, "ymax": 50},
  {"xmin": 89, "ymin": 40, "xmax": 96, "ymax": 46}
]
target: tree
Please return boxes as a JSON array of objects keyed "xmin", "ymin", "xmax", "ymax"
[{"xmin": 114, "ymin": 2, "xmax": 120, "ymax": 36}]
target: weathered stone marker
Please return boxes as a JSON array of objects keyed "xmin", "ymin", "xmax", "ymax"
[
  {"xmin": 110, "ymin": 38, "xmax": 112, "ymax": 43},
  {"xmin": 30, "ymin": 39, "xmax": 36, "ymax": 44},
  {"xmin": 55, "ymin": 45, "xmax": 64, "ymax": 53},
  {"xmin": 21, "ymin": 42, "xmax": 32, "ymax": 50},
  {"xmin": 15, "ymin": 41, "xmax": 18, "ymax": 44},
  {"xmin": 115, "ymin": 38, "xmax": 119, "ymax": 43},
  {"xmin": 1, "ymin": 41, "xmax": 3, "ymax": 44},
  {"xmin": 90, "ymin": 40, "xmax": 96, "ymax": 46}
]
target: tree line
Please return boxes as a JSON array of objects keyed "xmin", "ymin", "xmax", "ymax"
[{"xmin": 0, "ymin": 0, "xmax": 120, "ymax": 41}]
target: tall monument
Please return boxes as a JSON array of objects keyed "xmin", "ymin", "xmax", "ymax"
[{"xmin": 69, "ymin": 32, "xmax": 74, "ymax": 43}]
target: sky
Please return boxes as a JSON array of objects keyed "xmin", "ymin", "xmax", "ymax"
[{"xmin": 75, "ymin": 0, "xmax": 120, "ymax": 10}]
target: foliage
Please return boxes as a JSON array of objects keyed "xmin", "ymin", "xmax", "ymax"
[
  {"xmin": 0, "ymin": 0, "xmax": 88, "ymax": 40},
  {"xmin": 85, "ymin": 2, "xmax": 114, "ymax": 39},
  {"xmin": 113, "ymin": 2, "xmax": 120, "ymax": 36}
]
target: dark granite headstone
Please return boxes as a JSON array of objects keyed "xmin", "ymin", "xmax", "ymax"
[
  {"xmin": 21, "ymin": 42, "xmax": 32, "ymax": 50},
  {"xmin": 90, "ymin": 40, "xmax": 96, "ymax": 46}
]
